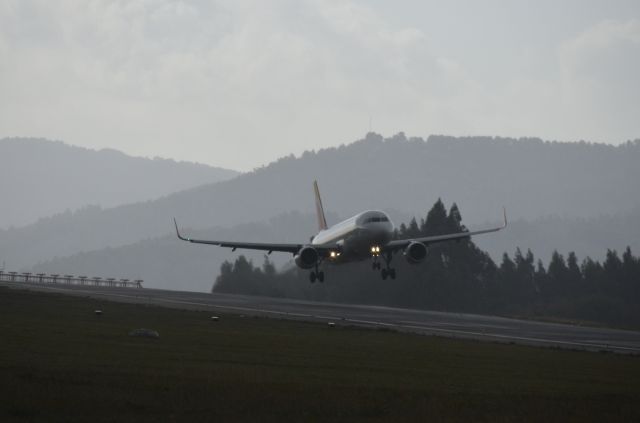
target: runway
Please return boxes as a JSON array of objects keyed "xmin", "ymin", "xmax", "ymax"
[{"xmin": 4, "ymin": 281, "xmax": 640, "ymax": 354}]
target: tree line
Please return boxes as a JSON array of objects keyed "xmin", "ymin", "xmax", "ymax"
[{"xmin": 213, "ymin": 200, "xmax": 640, "ymax": 328}]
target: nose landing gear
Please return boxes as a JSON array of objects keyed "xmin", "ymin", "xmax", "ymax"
[{"xmin": 372, "ymin": 259, "xmax": 381, "ymax": 270}]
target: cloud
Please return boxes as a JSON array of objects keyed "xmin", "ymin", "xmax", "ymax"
[
  {"xmin": 0, "ymin": 2, "xmax": 638, "ymax": 169},
  {"xmin": 556, "ymin": 19, "xmax": 640, "ymax": 141},
  {"xmin": 0, "ymin": 0, "xmax": 452, "ymax": 168}
]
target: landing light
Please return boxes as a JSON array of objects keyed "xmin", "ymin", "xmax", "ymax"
[{"xmin": 330, "ymin": 251, "xmax": 336, "ymax": 258}]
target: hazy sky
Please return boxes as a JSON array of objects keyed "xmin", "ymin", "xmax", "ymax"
[{"xmin": 1, "ymin": 0, "xmax": 639, "ymax": 171}]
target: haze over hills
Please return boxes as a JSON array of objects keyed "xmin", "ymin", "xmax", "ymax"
[
  {"xmin": 29, "ymin": 207, "xmax": 640, "ymax": 292},
  {"xmin": 2, "ymin": 133, "xmax": 640, "ymax": 275},
  {"xmin": 0, "ymin": 137, "xmax": 239, "ymax": 229},
  {"xmin": 29, "ymin": 212, "xmax": 323, "ymax": 292}
]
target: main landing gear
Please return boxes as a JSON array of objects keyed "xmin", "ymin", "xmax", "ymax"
[
  {"xmin": 381, "ymin": 267, "xmax": 396, "ymax": 280},
  {"xmin": 309, "ymin": 263, "xmax": 324, "ymax": 283},
  {"xmin": 373, "ymin": 251, "xmax": 396, "ymax": 280}
]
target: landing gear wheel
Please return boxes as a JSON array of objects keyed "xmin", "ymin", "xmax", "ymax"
[
  {"xmin": 381, "ymin": 268, "xmax": 388, "ymax": 280},
  {"xmin": 389, "ymin": 268, "xmax": 396, "ymax": 280},
  {"xmin": 309, "ymin": 272, "xmax": 317, "ymax": 283},
  {"xmin": 318, "ymin": 271, "xmax": 325, "ymax": 282}
]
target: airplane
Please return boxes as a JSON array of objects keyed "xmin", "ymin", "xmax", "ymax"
[{"xmin": 174, "ymin": 181, "xmax": 507, "ymax": 282}]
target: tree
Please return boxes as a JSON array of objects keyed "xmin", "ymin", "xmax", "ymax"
[
  {"xmin": 210, "ymin": 202, "xmax": 640, "ymax": 328},
  {"xmin": 422, "ymin": 198, "xmax": 448, "ymax": 235},
  {"xmin": 447, "ymin": 203, "xmax": 466, "ymax": 232},
  {"xmin": 533, "ymin": 259, "xmax": 546, "ymax": 295},
  {"xmin": 546, "ymin": 251, "xmax": 568, "ymax": 297},
  {"xmin": 581, "ymin": 257, "xmax": 603, "ymax": 294},
  {"xmin": 262, "ymin": 256, "xmax": 276, "ymax": 277},
  {"xmin": 621, "ymin": 246, "xmax": 639, "ymax": 301},
  {"xmin": 406, "ymin": 217, "xmax": 420, "ymax": 238},
  {"xmin": 603, "ymin": 249, "xmax": 623, "ymax": 296},
  {"xmin": 566, "ymin": 251, "xmax": 582, "ymax": 289},
  {"xmin": 512, "ymin": 248, "xmax": 536, "ymax": 304}
]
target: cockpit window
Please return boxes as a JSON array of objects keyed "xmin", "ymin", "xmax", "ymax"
[{"xmin": 364, "ymin": 216, "xmax": 389, "ymax": 223}]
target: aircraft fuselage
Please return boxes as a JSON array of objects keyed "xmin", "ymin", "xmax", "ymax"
[{"xmin": 311, "ymin": 210, "xmax": 394, "ymax": 263}]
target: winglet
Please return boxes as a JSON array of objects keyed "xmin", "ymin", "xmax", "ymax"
[
  {"xmin": 502, "ymin": 207, "xmax": 508, "ymax": 229},
  {"xmin": 313, "ymin": 180, "xmax": 328, "ymax": 231},
  {"xmin": 173, "ymin": 218, "xmax": 190, "ymax": 241}
]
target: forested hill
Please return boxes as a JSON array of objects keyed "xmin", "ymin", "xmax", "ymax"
[
  {"xmin": 2, "ymin": 133, "xmax": 639, "ymax": 268},
  {"xmin": 213, "ymin": 201, "xmax": 640, "ymax": 329},
  {"xmin": 0, "ymin": 137, "xmax": 239, "ymax": 229},
  {"xmin": 28, "ymin": 204, "xmax": 640, "ymax": 293}
]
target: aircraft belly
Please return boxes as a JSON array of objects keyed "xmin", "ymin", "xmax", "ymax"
[{"xmin": 341, "ymin": 228, "xmax": 390, "ymax": 259}]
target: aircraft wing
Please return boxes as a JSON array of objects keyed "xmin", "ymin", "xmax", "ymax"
[
  {"xmin": 383, "ymin": 208, "xmax": 507, "ymax": 252},
  {"xmin": 174, "ymin": 219, "xmax": 304, "ymax": 254}
]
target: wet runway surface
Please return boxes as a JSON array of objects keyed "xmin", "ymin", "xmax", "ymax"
[{"xmin": 4, "ymin": 281, "xmax": 640, "ymax": 354}]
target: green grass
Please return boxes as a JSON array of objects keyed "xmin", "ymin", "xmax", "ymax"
[{"xmin": 1, "ymin": 286, "xmax": 640, "ymax": 422}]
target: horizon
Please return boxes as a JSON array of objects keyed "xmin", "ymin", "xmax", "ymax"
[
  {"xmin": 1, "ymin": 1, "xmax": 638, "ymax": 171},
  {"xmin": 4, "ymin": 131, "xmax": 638, "ymax": 173}
]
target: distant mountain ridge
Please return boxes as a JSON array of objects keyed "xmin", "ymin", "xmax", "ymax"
[
  {"xmin": 0, "ymin": 137, "xmax": 239, "ymax": 229},
  {"xmin": 2, "ymin": 133, "xmax": 639, "ymax": 270}
]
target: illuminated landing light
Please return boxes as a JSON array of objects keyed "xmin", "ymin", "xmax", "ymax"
[
  {"xmin": 330, "ymin": 251, "xmax": 337, "ymax": 258},
  {"xmin": 371, "ymin": 246, "xmax": 381, "ymax": 255}
]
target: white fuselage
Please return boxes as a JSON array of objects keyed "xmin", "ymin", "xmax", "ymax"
[{"xmin": 311, "ymin": 210, "xmax": 394, "ymax": 263}]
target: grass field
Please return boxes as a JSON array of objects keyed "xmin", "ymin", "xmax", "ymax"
[{"xmin": 1, "ymin": 286, "xmax": 640, "ymax": 422}]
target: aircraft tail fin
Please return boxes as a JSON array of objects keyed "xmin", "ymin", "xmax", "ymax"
[{"xmin": 313, "ymin": 180, "xmax": 328, "ymax": 231}]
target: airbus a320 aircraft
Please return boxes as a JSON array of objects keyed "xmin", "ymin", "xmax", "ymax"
[{"xmin": 174, "ymin": 181, "xmax": 507, "ymax": 282}]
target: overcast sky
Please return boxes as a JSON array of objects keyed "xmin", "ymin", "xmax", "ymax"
[{"xmin": 1, "ymin": 0, "xmax": 639, "ymax": 171}]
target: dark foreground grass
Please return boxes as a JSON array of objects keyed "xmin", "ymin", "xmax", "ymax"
[{"xmin": 1, "ymin": 287, "xmax": 639, "ymax": 422}]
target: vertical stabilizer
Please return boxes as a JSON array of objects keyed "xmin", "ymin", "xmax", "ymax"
[{"xmin": 313, "ymin": 180, "xmax": 328, "ymax": 231}]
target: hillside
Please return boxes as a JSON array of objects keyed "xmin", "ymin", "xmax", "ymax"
[
  {"xmin": 3, "ymin": 133, "xmax": 640, "ymax": 269},
  {"xmin": 475, "ymin": 208, "xmax": 640, "ymax": 262},
  {"xmin": 0, "ymin": 137, "xmax": 239, "ymax": 229}
]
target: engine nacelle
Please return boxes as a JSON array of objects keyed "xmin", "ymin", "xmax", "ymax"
[
  {"xmin": 404, "ymin": 241, "xmax": 427, "ymax": 264},
  {"xmin": 294, "ymin": 246, "xmax": 320, "ymax": 269}
]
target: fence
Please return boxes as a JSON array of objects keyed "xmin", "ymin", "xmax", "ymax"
[{"xmin": 0, "ymin": 271, "xmax": 143, "ymax": 288}]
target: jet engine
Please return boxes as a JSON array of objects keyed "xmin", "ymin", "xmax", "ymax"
[
  {"xmin": 294, "ymin": 246, "xmax": 320, "ymax": 269},
  {"xmin": 404, "ymin": 241, "xmax": 427, "ymax": 264}
]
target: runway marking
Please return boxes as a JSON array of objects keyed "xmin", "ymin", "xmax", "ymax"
[
  {"xmin": 396, "ymin": 323, "xmax": 640, "ymax": 353},
  {"xmin": 7, "ymin": 283, "xmax": 640, "ymax": 354}
]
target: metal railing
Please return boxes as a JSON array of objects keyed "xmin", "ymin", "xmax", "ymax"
[{"xmin": 0, "ymin": 270, "xmax": 143, "ymax": 288}]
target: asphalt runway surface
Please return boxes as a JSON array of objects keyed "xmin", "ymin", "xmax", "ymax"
[{"xmin": 4, "ymin": 281, "xmax": 640, "ymax": 355}]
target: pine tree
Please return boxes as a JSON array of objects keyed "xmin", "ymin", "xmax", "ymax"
[
  {"xmin": 533, "ymin": 259, "xmax": 546, "ymax": 294},
  {"xmin": 621, "ymin": 247, "xmax": 638, "ymax": 300},
  {"xmin": 566, "ymin": 251, "xmax": 582, "ymax": 290},
  {"xmin": 262, "ymin": 256, "xmax": 276, "ymax": 277},
  {"xmin": 547, "ymin": 251, "xmax": 568, "ymax": 297},
  {"xmin": 407, "ymin": 217, "xmax": 420, "ymax": 238},
  {"xmin": 423, "ymin": 198, "xmax": 448, "ymax": 235},
  {"xmin": 398, "ymin": 223, "xmax": 408, "ymax": 238},
  {"xmin": 603, "ymin": 249, "xmax": 623, "ymax": 296},
  {"xmin": 447, "ymin": 203, "xmax": 466, "ymax": 232},
  {"xmin": 213, "ymin": 260, "xmax": 234, "ymax": 293},
  {"xmin": 581, "ymin": 257, "xmax": 603, "ymax": 294},
  {"xmin": 512, "ymin": 248, "xmax": 536, "ymax": 303}
]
